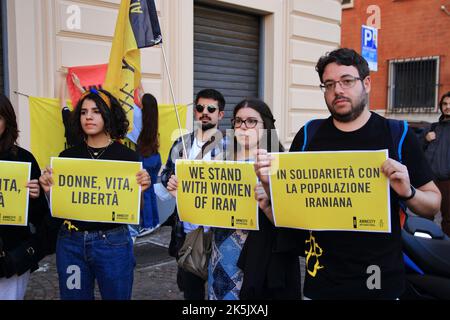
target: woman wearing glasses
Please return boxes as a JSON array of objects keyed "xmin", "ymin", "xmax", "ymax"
[
  {"xmin": 39, "ymin": 89, "xmax": 150, "ymax": 300},
  {"xmin": 207, "ymin": 98, "xmax": 301, "ymax": 300}
]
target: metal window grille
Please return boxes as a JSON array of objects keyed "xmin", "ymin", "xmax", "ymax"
[{"xmin": 388, "ymin": 57, "xmax": 440, "ymax": 113}]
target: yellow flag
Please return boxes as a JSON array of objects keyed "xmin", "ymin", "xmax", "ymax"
[
  {"xmin": 104, "ymin": 0, "xmax": 163, "ymax": 131},
  {"xmin": 29, "ymin": 97, "xmax": 72, "ymax": 169},
  {"xmin": 159, "ymin": 104, "xmax": 187, "ymax": 165},
  {"xmin": 29, "ymin": 97, "xmax": 184, "ymax": 169}
]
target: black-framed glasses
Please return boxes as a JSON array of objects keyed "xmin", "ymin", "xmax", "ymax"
[
  {"xmin": 319, "ymin": 76, "xmax": 362, "ymax": 92},
  {"xmin": 195, "ymin": 104, "xmax": 218, "ymax": 113},
  {"xmin": 231, "ymin": 117, "xmax": 262, "ymax": 129}
]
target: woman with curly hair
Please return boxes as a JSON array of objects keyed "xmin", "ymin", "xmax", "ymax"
[{"xmin": 39, "ymin": 89, "xmax": 150, "ymax": 300}]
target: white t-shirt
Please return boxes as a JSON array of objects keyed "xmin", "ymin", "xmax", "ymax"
[{"xmin": 188, "ymin": 137, "xmax": 212, "ymax": 161}]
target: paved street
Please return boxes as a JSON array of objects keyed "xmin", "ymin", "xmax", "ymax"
[
  {"xmin": 25, "ymin": 226, "xmax": 184, "ymax": 300},
  {"xmin": 24, "ymin": 225, "xmax": 306, "ymax": 300}
]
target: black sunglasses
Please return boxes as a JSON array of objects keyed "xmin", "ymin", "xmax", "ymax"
[{"xmin": 195, "ymin": 104, "xmax": 218, "ymax": 113}]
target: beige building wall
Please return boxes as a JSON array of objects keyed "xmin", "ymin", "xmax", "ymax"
[
  {"xmin": 6, "ymin": 0, "xmax": 341, "ymax": 150},
  {"xmin": 287, "ymin": 0, "xmax": 341, "ymax": 144}
]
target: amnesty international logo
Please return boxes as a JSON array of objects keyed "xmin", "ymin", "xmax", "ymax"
[{"xmin": 305, "ymin": 231, "xmax": 324, "ymax": 277}]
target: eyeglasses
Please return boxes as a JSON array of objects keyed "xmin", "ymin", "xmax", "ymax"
[
  {"xmin": 195, "ymin": 104, "xmax": 218, "ymax": 113},
  {"xmin": 231, "ymin": 117, "xmax": 262, "ymax": 129},
  {"xmin": 320, "ymin": 76, "xmax": 362, "ymax": 92}
]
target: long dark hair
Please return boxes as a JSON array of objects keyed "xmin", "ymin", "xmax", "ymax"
[
  {"xmin": 137, "ymin": 93, "xmax": 159, "ymax": 157},
  {"xmin": 0, "ymin": 93, "xmax": 19, "ymax": 154},
  {"xmin": 71, "ymin": 89, "xmax": 129, "ymax": 140},
  {"xmin": 230, "ymin": 98, "xmax": 284, "ymax": 159}
]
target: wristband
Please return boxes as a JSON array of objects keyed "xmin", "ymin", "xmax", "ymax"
[{"xmin": 399, "ymin": 185, "xmax": 416, "ymax": 201}]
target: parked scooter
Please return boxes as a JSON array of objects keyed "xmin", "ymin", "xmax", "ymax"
[{"xmin": 401, "ymin": 215, "xmax": 450, "ymax": 299}]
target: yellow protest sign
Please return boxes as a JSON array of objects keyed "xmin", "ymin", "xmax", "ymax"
[
  {"xmin": 176, "ymin": 160, "xmax": 258, "ymax": 230},
  {"xmin": 269, "ymin": 150, "xmax": 391, "ymax": 233},
  {"xmin": 0, "ymin": 161, "xmax": 31, "ymax": 226},
  {"xmin": 50, "ymin": 157, "xmax": 142, "ymax": 224}
]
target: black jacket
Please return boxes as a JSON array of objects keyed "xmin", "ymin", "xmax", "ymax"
[
  {"xmin": 0, "ymin": 146, "xmax": 56, "ymax": 278},
  {"xmin": 237, "ymin": 210, "xmax": 303, "ymax": 300}
]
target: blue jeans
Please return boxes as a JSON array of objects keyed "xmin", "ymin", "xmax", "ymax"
[
  {"xmin": 128, "ymin": 225, "xmax": 139, "ymax": 239},
  {"xmin": 56, "ymin": 225, "xmax": 135, "ymax": 300}
]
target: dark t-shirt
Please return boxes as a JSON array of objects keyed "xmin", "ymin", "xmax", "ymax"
[
  {"xmin": 289, "ymin": 112, "xmax": 433, "ymax": 299},
  {"xmin": 58, "ymin": 141, "xmax": 139, "ymax": 232}
]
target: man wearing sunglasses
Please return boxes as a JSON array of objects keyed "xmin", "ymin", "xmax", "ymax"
[
  {"xmin": 161, "ymin": 88, "xmax": 228, "ymax": 300},
  {"xmin": 255, "ymin": 48, "xmax": 441, "ymax": 299}
]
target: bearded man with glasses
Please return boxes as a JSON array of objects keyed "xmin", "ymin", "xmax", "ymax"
[{"xmin": 254, "ymin": 48, "xmax": 441, "ymax": 300}]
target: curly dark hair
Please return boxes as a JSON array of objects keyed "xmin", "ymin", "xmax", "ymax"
[
  {"xmin": 71, "ymin": 89, "xmax": 129, "ymax": 140},
  {"xmin": 315, "ymin": 48, "xmax": 370, "ymax": 83},
  {"xmin": 0, "ymin": 93, "xmax": 19, "ymax": 154}
]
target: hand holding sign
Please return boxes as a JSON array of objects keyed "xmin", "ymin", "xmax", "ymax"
[
  {"xmin": 254, "ymin": 149, "xmax": 275, "ymax": 196},
  {"xmin": 381, "ymin": 158, "xmax": 411, "ymax": 198},
  {"xmin": 26, "ymin": 179, "xmax": 40, "ymax": 199},
  {"xmin": 39, "ymin": 166, "xmax": 54, "ymax": 194},
  {"xmin": 136, "ymin": 169, "xmax": 151, "ymax": 192},
  {"xmin": 166, "ymin": 175, "xmax": 178, "ymax": 198}
]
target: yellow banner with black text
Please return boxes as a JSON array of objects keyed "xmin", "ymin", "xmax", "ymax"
[
  {"xmin": 0, "ymin": 161, "xmax": 31, "ymax": 226},
  {"xmin": 50, "ymin": 157, "xmax": 142, "ymax": 224},
  {"xmin": 269, "ymin": 150, "xmax": 391, "ymax": 233},
  {"xmin": 175, "ymin": 160, "xmax": 259, "ymax": 230}
]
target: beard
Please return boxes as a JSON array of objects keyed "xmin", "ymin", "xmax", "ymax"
[
  {"xmin": 201, "ymin": 122, "xmax": 216, "ymax": 131},
  {"xmin": 327, "ymin": 92, "xmax": 368, "ymax": 123},
  {"xmin": 442, "ymin": 108, "xmax": 450, "ymax": 120}
]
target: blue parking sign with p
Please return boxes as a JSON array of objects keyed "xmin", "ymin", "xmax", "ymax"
[{"xmin": 361, "ymin": 25, "xmax": 378, "ymax": 71}]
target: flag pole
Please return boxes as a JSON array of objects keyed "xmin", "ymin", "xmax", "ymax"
[{"xmin": 161, "ymin": 44, "xmax": 188, "ymax": 159}]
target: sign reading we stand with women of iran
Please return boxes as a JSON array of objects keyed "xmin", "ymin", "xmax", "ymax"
[
  {"xmin": 176, "ymin": 160, "xmax": 259, "ymax": 230},
  {"xmin": 50, "ymin": 157, "xmax": 142, "ymax": 224},
  {"xmin": 269, "ymin": 150, "xmax": 391, "ymax": 233},
  {"xmin": 0, "ymin": 161, "xmax": 31, "ymax": 226}
]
